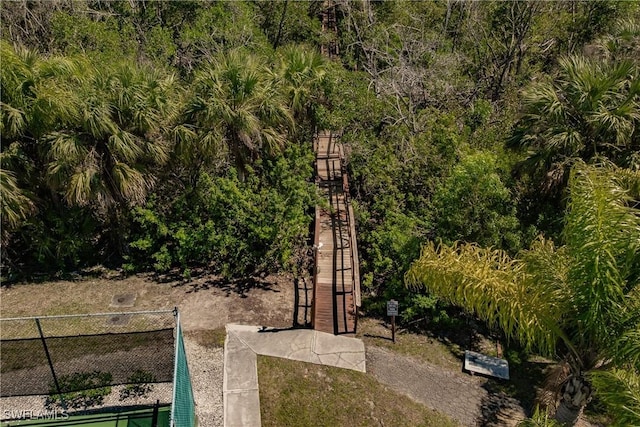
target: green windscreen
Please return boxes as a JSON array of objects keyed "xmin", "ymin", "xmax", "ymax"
[{"xmin": 171, "ymin": 322, "xmax": 196, "ymax": 427}]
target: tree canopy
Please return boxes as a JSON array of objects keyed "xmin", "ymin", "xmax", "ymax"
[{"xmin": 1, "ymin": 2, "xmax": 639, "ymax": 422}]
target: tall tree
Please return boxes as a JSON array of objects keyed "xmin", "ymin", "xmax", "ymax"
[
  {"xmin": 431, "ymin": 152, "xmax": 522, "ymax": 252},
  {"xmin": 406, "ymin": 163, "xmax": 640, "ymax": 425},
  {"xmin": 1, "ymin": 41, "xmax": 80, "ymax": 236},
  {"xmin": 177, "ymin": 49, "xmax": 293, "ymax": 181},
  {"xmin": 43, "ymin": 63, "xmax": 175, "ymax": 212},
  {"xmin": 275, "ymin": 45, "xmax": 327, "ymax": 127},
  {"xmin": 509, "ymin": 55, "xmax": 640, "ymax": 193}
]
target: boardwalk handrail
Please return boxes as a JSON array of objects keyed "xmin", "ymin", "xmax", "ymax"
[
  {"xmin": 335, "ymin": 131, "xmax": 361, "ymax": 315},
  {"xmin": 311, "ymin": 204, "xmax": 321, "ymax": 328},
  {"xmin": 341, "ymin": 167, "xmax": 361, "ymax": 310}
]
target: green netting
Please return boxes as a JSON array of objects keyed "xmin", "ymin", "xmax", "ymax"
[{"xmin": 171, "ymin": 321, "xmax": 195, "ymax": 427}]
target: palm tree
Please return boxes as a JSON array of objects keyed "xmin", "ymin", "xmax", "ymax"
[
  {"xmin": 405, "ymin": 163, "xmax": 640, "ymax": 425},
  {"xmin": 1, "ymin": 41, "xmax": 81, "ymax": 236},
  {"xmin": 1, "ymin": 42, "xmax": 173, "ymax": 214},
  {"xmin": 178, "ymin": 49, "xmax": 293, "ymax": 181},
  {"xmin": 43, "ymin": 62, "xmax": 174, "ymax": 211},
  {"xmin": 508, "ymin": 55, "xmax": 640, "ymax": 193},
  {"xmin": 1, "ymin": 41, "xmax": 81, "ymax": 141},
  {"xmin": 275, "ymin": 45, "xmax": 327, "ymax": 126}
]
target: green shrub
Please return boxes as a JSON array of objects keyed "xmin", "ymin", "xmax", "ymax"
[
  {"xmin": 119, "ymin": 370, "xmax": 156, "ymax": 400},
  {"xmin": 126, "ymin": 145, "xmax": 316, "ymax": 277},
  {"xmin": 47, "ymin": 371, "xmax": 112, "ymax": 409}
]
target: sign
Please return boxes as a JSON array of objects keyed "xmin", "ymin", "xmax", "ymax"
[
  {"xmin": 386, "ymin": 300, "xmax": 399, "ymax": 343},
  {"xmin": 386, "ymin": 300, "xmax": 399, "ymax": 316}
]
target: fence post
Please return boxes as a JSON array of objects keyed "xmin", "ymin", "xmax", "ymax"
[{"xmin": 35, "ymin": 317, "xmax": 66, "ymax": 410}]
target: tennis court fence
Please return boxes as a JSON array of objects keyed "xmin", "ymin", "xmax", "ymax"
[{"xmin": 0, "ymin": 309, "xmax": 195, "ymax": 427}]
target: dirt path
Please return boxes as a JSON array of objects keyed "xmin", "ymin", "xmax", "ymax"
[{"xmin": 366, "ymin": 346, "xmax": 525, "ymax": 427}]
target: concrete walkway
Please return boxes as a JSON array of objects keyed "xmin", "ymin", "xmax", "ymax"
[{"xmin": 223, "ymin": 324, "xmax": 366, "ymax": 427}]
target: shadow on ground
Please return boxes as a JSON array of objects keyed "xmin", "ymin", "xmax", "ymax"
[
  {"xmin": 150, "ymin": 268, "xmax": 280, "ymax": 297},
  {"xmin": 477, "ymin": 354, "xmax": 552, "ymax": 425},
  {"xmin": 181, "ymin": 276, "xmax": 279, "ymax": 297},
  {"xmin": 359, "ymin": 314, "xmax": 556, "ymax": 426}
]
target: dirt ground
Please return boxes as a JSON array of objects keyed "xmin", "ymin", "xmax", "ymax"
[{"xmin": 0, "ymin": 272, "xmax": 296, "ymax": 331}]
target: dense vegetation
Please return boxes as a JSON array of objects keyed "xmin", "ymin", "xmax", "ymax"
[{"xmin": 1, "ymin": 1, "xmax": 639, "ymax": 424}]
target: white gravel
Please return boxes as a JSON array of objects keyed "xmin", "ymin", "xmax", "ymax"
[{"xmin": 184, "ymin": 337, "xmax": 224, "ymax": 427}]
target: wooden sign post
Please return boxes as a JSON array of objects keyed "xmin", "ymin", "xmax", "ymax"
[{"xmin": 387, "ymin": 299, "xmax": 399, "ymax": 343}]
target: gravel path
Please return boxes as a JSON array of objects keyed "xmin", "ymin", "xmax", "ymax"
[
  {"xmin": 185, "ymin": 338, "xmax": 224, "ymax": 427},
  {"xmin": 366, "ymin": 346, "xmax": 525, "ymax": 427}
]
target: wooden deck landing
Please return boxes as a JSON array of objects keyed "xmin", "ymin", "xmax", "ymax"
[{"xmin": 312, "ymin": 131, "xmax": 359, "ymax": 335}]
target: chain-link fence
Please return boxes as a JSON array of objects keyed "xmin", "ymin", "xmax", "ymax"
[{"xmin": 0, "ymin": 310, "xmax": 194, "ymax": 426}]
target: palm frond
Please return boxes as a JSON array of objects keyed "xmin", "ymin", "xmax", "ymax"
[
  {"xmin": 1, "ymin": 102, "xmax": 26, "ymax": 138},
  {"xmin": 0, "ymin": 168, "xmax": 34, "ymax": 229},
  {"xmin": 143, "ymin": 137, "xmax": 171, "ymax": 166},
  {"xmin": 517, "ymin": 405, "xmax": 562, "ymax": 427},
  {"xmin": 45, "ymin": 132, "xmax": 87, "ymax": 163},
  {"xmin": 610, "ymin": 324, "xmax": 640, "ymax": 371},
  {"xmin": 107, "ymin": 131, "xmax": 143, "ymax": 163},
  {"xmin": 81, "ymin": 98, "xmax": 116, "ymax": 139},
  {"xmin": 111, "ymin": 162, "xmax": 152, "ymax": 206},
  {"xmin": 405, "ymin": 241, "xmax": 565, "ymax": 355},
  {"xmin": 65, "ymin": 163, "xmax": 98, "ymax": 207},
  {"xmin": 564, "ymin": 163, "xmax": 640, "ymax": 349},
  {"xmin": 590, "ymin": 369, "xmax": 640, "ymax": 427}
]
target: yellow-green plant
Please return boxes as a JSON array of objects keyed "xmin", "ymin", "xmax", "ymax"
[{"xmin": 406, "ymin": 163, "xmax": 640, "ymax": 426}]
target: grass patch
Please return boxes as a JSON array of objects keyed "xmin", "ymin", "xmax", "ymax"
[
  {"xmin": 185, "ymin": 328, "xmax": 226, "ymax": 348},
  {"xmin": 257, "ymin": 356, "xmax": 459, "ymax": 427},
  {"xmin": 356, "ymin": 318, "xmax": 462, "ymax": 371}
]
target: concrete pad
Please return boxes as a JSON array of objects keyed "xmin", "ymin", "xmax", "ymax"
[
  {"xmin": 226, "ymin": 324, "xmax": 261, "ymax": 333},
  {"xmin": 313, "ymin": 331, "xmax": 365, "ymax": 355},
  {"xmin": 336, "ymin": 352, "xmax": 367, "ymax": 372},
  {"xmin": 224, "ymin": 390, "xmax": 261, "ymax": 427},
  {"xmin": 224, "ymin": 333, "xmax": 258, "ymax": 392},
  {"xmin": 223, "ymin": 327, "xmax": 261, "ymax": 427},
  {"xmin": 317, "ymin": 352, "xmax": 341, "ymax": 367},
  {"xmin": 233, "ymin": 327, "xmax": 314, "ymax": 360}
]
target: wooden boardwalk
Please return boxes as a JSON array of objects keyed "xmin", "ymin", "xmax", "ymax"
[{"xmin": 312, "ymin": 131, "xmax": 361, "ymax": 335}]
